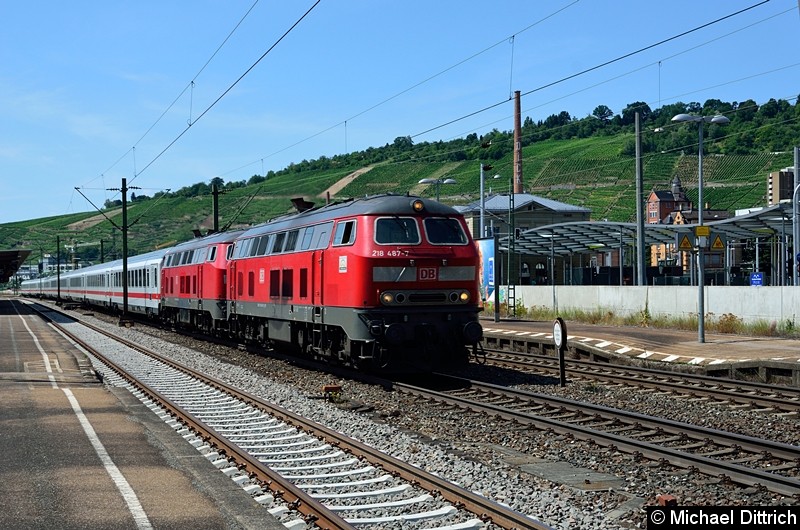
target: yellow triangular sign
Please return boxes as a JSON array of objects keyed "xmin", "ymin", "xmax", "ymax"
[
  {"xmin": 711, "ymin": 235, "xmax": 724, "ymax": 249},
  {"xmin": 678, "ymin": 235, "xmax": 693, "ymax": 250}
]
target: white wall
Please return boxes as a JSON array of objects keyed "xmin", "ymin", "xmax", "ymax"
[{"xmin": 507, "ymin": 285, "xmax": 800, "ymax": 325}]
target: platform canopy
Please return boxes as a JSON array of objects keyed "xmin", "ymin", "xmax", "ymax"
[
  {"xmin": 0, "ymin": 249, "xmax": 31, "ymax": 283},
  {"xmin": 503, "ymin": 203, "xmax": 797, "ymax": 257}
]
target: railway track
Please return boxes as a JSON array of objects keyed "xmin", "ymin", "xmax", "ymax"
[
  {"xmin": 482, "ymin": 348, "xmax": 800, "ymax": 414},
  {"xmin": 395, "ymin": 373, "xmax": 800, "ymax": 497},
  {"xmin": 34, "ymin": 303, "xmax": 545, "ymax": 530}
]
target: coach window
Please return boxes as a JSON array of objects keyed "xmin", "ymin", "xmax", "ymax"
[
  {"xmin": 282, "ymin": 269, "xmax": 293, "ymax": 298},
  {"xmin": 375, "ymin": 217, "xmax": 420, "ymax": 245},
  {"xmin": 256, "ymin": 235, "xmax": 270, "ymax": 256},
  {"xmin": 272, "ymin": 232, "xmax": 286, "ymax": 254},
  {"xmin": 264, "ymin": 235, "xmax": 275, "ymax": 255},
  {"xmin": 333, "ymin": 220, "xmax": 356, "ymax": 246},
  {"xmin": 285, "ymin": 230, "xmax": 299, "ymax": 253},
  {"xmin": 314, "ymin": 222, "xmax": 333, "ymax": 249},
  {"xmin": 300, "ymin": 227, "xmax": 314, "ymax": 250},
  {"xmin": 236, "ymin": 239, "xmax": 251, "ymax": 259},
  {"xmin": 299, "ymin": 268, "xmax": 308, "ymax": 298},
  {"xmin": 248, "ymin": 237, "xmax": 260, "ymax": 257},
  {"xmin": 226, "ymin": 244, "xmax": 235, "ymax": 260},
  {"xmin": 247, "ymin": 238, "xmax": 258, "ymax": 257},
  {"xmin": 269, "ymin": 270, "xmax": 280, "ymax": 297}
]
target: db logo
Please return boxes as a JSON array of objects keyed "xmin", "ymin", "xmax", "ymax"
[{"xmin": 419, "ymin": 267, "xmax": 438, "ymax": 281}]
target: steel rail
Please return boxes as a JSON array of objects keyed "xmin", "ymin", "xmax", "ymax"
[
  {"xmin": 395, "ymin": 376, "xmax": 800, "ymax": 498},
  {"xmin": 449, "ymin": 376, "xmax": 800, "ymax": 461},
  {"xmin": 38, "ymin": 310, "xmax": 354, "ymax": 530},
  {"xmin": 43, "ymin": 307, "xmax": 547, "ymax": 530},
  {"xmin": 132, "ymin": 342, "xmax": 547, "ymax": 530},
  {"xmin": 483, "ymin": 348, "xmax": 800, "ymax": 413}
]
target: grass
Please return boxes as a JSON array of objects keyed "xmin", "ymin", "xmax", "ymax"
[
  {"xmin": 481, "ymin": 301, "xmax": 800, "ymax": 339},
  {"xmin": 1, "ymin": 135, "xmax": 794, "ymax": 259}
]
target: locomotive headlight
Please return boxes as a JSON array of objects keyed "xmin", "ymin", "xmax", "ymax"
[
  {"xmin": 411, "ymin": 199, "xmax": 425, "ymax": 212},
  {"xmin": 459, "ymin": 290, "xmax": 470, "ymax": 302},
  {"xmin": 381, "ymin": 292, "xmax": 394, "ymax": 305}
]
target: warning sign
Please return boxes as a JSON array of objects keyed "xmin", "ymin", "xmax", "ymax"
[
  {"xmin": 677, "ymin": 234, "xmax": 693, "ymax": 250},
  {"xmin": 711, "ymin": 235, "xmax": 725, "ymax": 250}
]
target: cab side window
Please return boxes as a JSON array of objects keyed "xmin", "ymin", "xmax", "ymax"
[{"xmin": 333, "ymin": 220, "xmax": 357, "ymax": 246}]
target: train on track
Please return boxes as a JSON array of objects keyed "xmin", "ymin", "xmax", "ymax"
[{"xmin": 21, "ymin": 194, "xmax": 484, "ymax": 371}]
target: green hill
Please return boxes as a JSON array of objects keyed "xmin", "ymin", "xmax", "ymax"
[{"xmin": 2, "ymin": 97, "xmax": 798, "ymax": 265}]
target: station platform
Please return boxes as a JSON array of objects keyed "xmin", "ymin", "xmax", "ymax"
[
  {"xmin": 0, "ymin": 299, "xmax": 282, "ymax": 529},
  {"xmin": 481, "ymin": 317, "xmax": 800, "ymax": 367}
]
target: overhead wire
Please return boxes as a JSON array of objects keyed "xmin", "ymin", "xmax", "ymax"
[
  {"xmin": 223, "ymin": 0, "xmax": 582, "ymax": 177},
  {"xmin": 411, "ymin": 0, "xmax": 771, "ymax": 139},
  {"xmin": 81, "ymin": 0, "xmax": 262, "ymax": 193},
  {"xmin": 130, "ymin": 0, "xmax": 323, "ymax": 186},
  {"xmin": 197, "ymin": 0, "xmax": 782, "ymax": 187},
  {"xmin": 382, "ymin": 2, "xmax": 795, "ymax": 158},
  {"xmin": 75, "ymin": 0, "xmax": 787, "ymax": 221},
  {"xmin": 73, "ymin": 0, "xmax": 322, "ymax": 224}
]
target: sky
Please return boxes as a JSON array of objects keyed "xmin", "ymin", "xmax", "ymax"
[{"xmin": 1, "ymin": 0, "xmax": 798, "ymax": 224}]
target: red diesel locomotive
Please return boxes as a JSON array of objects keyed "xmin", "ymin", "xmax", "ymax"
[
  {"xmin": 160, "ymin": 229, "xmax": 245, "ymax": 331},
  {"xmin": 21, "ymin": 194, "xmax": 483, "ymax": 371},
  {"xmin": 225, "ymin": 194, "xmax": 483, "ymax": 370}
]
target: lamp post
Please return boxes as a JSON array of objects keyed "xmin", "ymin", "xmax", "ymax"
[
  {"xmin": 494, "ymin": 174, "xmax": 516, "ymax": 316},
  {"xmin": 493, "ymin": 174, "xmax": 512, "ymax": 265},
  {"xmin": 418, "ymin": 177, "xmax": 456, "ymax": 202},
  {"xmin": 479, "ymin": 163, "xmax": 494, "ymax": 237},
  {"xmin": 793, "ymin": 147, "xmax": 799, "ymax": 286},
  {"xmin": 671, "ymin": 113, "xmax": 729, "ymax": 343}
]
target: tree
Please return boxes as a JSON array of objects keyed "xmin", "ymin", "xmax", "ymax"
[
  {"xmin": 701, "ymin": 98, "xmax": 733, "ymax": 115},
  {"xmin": 620, "ymin": 101, "xmax": 651, "ymax": 125},
  {"xmin": 247, "ymin": 174, "xmax": 266, "ymax": 185},
  {"xmin": 210, "ymin": 176, "xmax": 225, "ymax": 188},
  {"xmin": 392, "ymin": 136, "xmax": 413, "ymax": 150},
  {"xmin": 592, "ymin": 105, "xmax": 613, "ymax": 122},
  {"xmin": 543, "ymin": 111, "xmax": 571, "ymax": 129}
]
